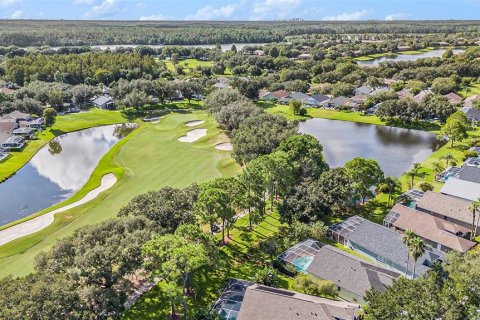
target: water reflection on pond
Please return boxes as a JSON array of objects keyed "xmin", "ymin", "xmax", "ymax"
[
  {"xmin": 0, "ymin": 125, "xmax": 122, "ymax": 226},
  {"xmin": 356, "ymin": 49, "xmax": 464, "ymax": 66},
  {"xmin": 298, "ymin": 118, "xmax": 442, "ymax": 177}
]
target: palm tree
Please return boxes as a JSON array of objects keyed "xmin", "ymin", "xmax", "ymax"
[
  {"xmin": 409, "ymin": 236, "xmax": 425, "ymax": 279},
  {"xmin": 431, "ymin": 161, "xmax": 445, "ymax": 181},
  {"xmin": 377, "ymin": 176, "xmax": 402, "ymax": 205},
  {"xmin": 402, "ymin": 229, "xmax": 415, "ymax": 278},
  {"xmin": 406, "ymin": 163, "xmax": 422, "ymax": 189},
  {"xmin": 441, "ymin": 153, "xmax": 455, "ymax": 168},
  {"xmin": 468, "ymin": 199, "xmax": 480, "ymax": 240}
]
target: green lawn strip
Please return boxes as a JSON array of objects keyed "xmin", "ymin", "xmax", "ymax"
[
  {"xmin": 0, "ymin": 111, "xmax": 240, "ymax": 277},
  {"xmin": 164, "ymin": 59, "xmax": 214, "ymax": 75},
  {"xmin": 458, "ymin": 82, "xmax": 480, "ymax": 97},
  {"xmin": 0, "ymin": 109, "xmax": 126, "ymax": 182},
  {"xmin": 124, "ymin": 211, "xmax": 292, "ymax": 319}
]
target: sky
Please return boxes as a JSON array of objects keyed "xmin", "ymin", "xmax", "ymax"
[{"xmin": 1, "ymin": 0, "xmax": 480, "ymax": 21}]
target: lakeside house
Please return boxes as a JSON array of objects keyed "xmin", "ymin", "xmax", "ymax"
[
  {"xmin": 384, "ymin": 204, "xmax": 476, "ymax": 253},
  {"xmin": 0, "ymin": 146, "xmax": 9, "ymax": 162},
  {"xmin": 441, "ymin": 177, "xmax": 480, "ymax": 201},
  {"xmin": 414, "ymin": 190, "xmax": 479, "ymax": 233},
  {"xmin": 0, "ymin": 135, "xmax": 26, "ymax": 150},
  {"xmin": 2, "ymin": 110, "xmax": 32, "ymax": 122},
  {"xmin": 12, "ymin": 127, "xmax": 35, "ymax": 139},
  {"xmin": 278, "ymin": 239, "xmax": 400, "ymax": 304},
  {"xmin": 214, "ymin": 278, "xmax": 359, "ymax": 320},
  {"xmin": 354, "ymin": 86, "xmax": 372, "ymax": 96},
  {"xmin": 328, "ymin": 216, "xmax": 444, "ymax": 278},
  {"xmin": 0, "ymin": 118, "xmax": 19, "ymax": 134},
  {"xmin": 91, "ymin": 95, "xmax": 115, "ymax": 110}
]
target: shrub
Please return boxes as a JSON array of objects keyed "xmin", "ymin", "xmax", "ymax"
[
  {"xmin": 419, "ymin": 182, "xmax": 434, "ymax": 192},
  {"xmin": 254, "ymin": 267, "xmax": 280, "ymax": 287},
  {"xmin": 463, "ymin": 150, "xmax": 479, "ymax": 161},
  {"xmin": 298, "ymin": 107, "xmax": 307, "ymax": 116},
  {"xmin": 272, "ymin": 260, "xmax": 298, "ymax": 277},
  {"xmin": 293, "ymin": 274, "xmax": 338, "ymax": 298}
]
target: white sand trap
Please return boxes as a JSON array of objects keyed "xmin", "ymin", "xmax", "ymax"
[
  {"xmin": 178, "ymin": 128, "xmax": 207, "ymax": 143},
  {"xmin": 0, "ymin": 173, "xmax": 117, "ymax": 246},
  {"xmin": 215, "ymin": 142, "xmax": 233, "ymax": 151},
  {"xmin": 185, "ymin": 120, "xmax": 205, "ymax": 127},
  {"xmin": 152, "ymin": 120, "xmax": 160, "ymax": 124}
]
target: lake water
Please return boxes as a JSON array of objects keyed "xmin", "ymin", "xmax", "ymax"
[
  {"xmin": 298, "ymin": 118, "xmax": 442, "ymax": 177},
  {"xmin": 0, "ymin": 125, "xmax": 120, "ymax": 226},
  {"xmin": 356, "ymin": 49, "xmax": 464, "ymax": 66}
]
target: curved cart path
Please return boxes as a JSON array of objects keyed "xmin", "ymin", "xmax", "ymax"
[{"xmin": 0, "ymin": 173, "xmax": 117, "ymax": 246}]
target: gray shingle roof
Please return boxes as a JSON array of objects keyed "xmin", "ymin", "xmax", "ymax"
[
  {"xmin": 345, "ymin": 217, "xmax": 444, "ymax": 276},
  {"xmin": 306, "ymin": 245, "xmax": 400, "ymax": 297},
  {"xmin": 459, "ymin": 165, "xmax": 480, "ymax": 184},
  {"xmin": 92, "ymin": 95, "xmax": 113, "ymax": 106}
]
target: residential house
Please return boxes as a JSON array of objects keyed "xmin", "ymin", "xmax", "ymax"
[
  {"xmin": 328, "ymin": 216, "xmax": 444, "ymax": 277},
  {"xmin": 2, "ymin": 110, "xmax": 32, "ymax": 122},
  {"xmin": 297, "ymin": 53, "xmax": 312, "ymax": 60},
  {"xmin": 384, "ymin": 204, "xmax": 476, "ymax": 253},
  {"xmin": 91, "ymin": 95, "xmax": 115, "ymax": 110},
  {"xmin": 253, "ymin": 50, "xmax": 265, "ymax": 56},
  {"xmin": 397, "ymin": 46, "xmax": 412, "ymax": 51},
  {"xmin": 464, "ymin": 94, "xmax": 480, "ymax": 108},
  {"xmin": 311, "ymin": 93, "xmax": 330, "ymax": 105},
  {"xmin": 462, "ymin": 107, "xmax": 480, "ymax": 123},
  {"xmin": 214, "ymin": 279, "xmax": 359, "ymax": 320},
  {"xmin": 350, "ymin": 94, "xmax": 367, "ymax": 105},
  {"xmin": 325, "ymin": 96, "xmax": 353, "ymax": 109},
  {"xmin": 279, "ymin": 239, "xmax": 400, "ymax": 304},
  {"xmin": 440, "ymin": 177, "xmax": 480, "ymax": 201},
  {"xmin": 270, "ymin": 90, "xmax": 290, "ymax": 101},
  {"xmin": 354, "ymin": 86, "xmax": 372, "ymax": 96},
  {"xmin": 413, "ymin": 89, "xmax": 431, "ymax": 103},
  {"xmin": 20, "ymin": 117, "xmax": 44, "ymax": 130},
  {"xmin": 212, "ymin": 82, "xmax": 230, "ymax": 90},
  {"xmin": 280, "ymin": 92, "xmax": 319, "ymax": 106},
  {"xmin": 458, "ymin": 165, "xmax": 480, "ymax": 184},
  {"xmin": 383, "ymin": 79, "xmax": 397, "ymax": 86},
  {"xmin": 397, "ymin": 89, "xmax": 414, "ymax": 99},
  {"xmin": 444, "ymin": 92, "xmax": 463, "ymax": 105},
  {"xmin": 0, "ymin": 87, "xmax": 15, "ymax": 95},
  {"xmin": 1, "ymin": 135, "xmax": 25, "ymax": 150},
  {"xmin": 0, "ymin": 119, "xmax": 18, "ymax": 134},
  {"xmin": 12, "ymin": 127, "xmax": 35, "ymax": 139},
  {"xmin": 415, "ymin": 191, "xmax": 479, "ymax": 232},
  {"xmin": 367, "ymin": 102, "xmax": 382, "ymax": 115}
]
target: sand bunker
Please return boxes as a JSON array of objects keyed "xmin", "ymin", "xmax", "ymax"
[
  {"xmin": 185, "ymin": 120, "xmax": 205, "ymax": 127},
  {"xmin": 215, "ymin": 142, "xmax": 233, "ymax": 151},
  {"xmin": 178, "ymin": 129, "xmax": 207, "ymax": 143},
  {"xmin": 0, "ymin": 173, "xmax": 117, "ymax": 246}
]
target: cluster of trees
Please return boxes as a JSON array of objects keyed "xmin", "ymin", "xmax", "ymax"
[
  {"xmin": 365, "ymin": 250, "xmax": 480, "ymax": 320},
  {"xmin": 4, "ymin": 52, "xmax": 161, "ymax": 86},
  {"xmin": 439, "ymin": 112, "xmax": 470, "ymax": 147}
]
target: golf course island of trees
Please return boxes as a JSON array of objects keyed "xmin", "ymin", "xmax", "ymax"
[{"xmin": 0, "ymin": 20, "xmax": 479, "ymax": 320}]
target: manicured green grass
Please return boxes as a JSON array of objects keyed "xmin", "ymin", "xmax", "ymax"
[
  {"xmin": 261, "ymin": 103, "xmax": 386, "ymax": 125},
  {"xmin": 124, "ymin": 211, "xmax": 291, "ymax": 319},
  {"xmin": 165, "ymin": 59, "xmax": 214, "ymax": 75},
  {"xmin": 0, "ymin": 109, "xmax": 125, "ymax": 182},
  {"xmin": 458, "ymin": 82, "xmax": 480, "ymax": 98},
  {"xmin": 0, "ymin": 111, "xmax": 240, "ymax": 277}
]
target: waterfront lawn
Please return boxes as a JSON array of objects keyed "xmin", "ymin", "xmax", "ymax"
[
  {"xmin": 0, "ymin": 111, "xmax": 240, "ymax": 277},
  {"xmin": 165, "ymin": 59, "xmax": 214, "ymax": 75},
  {"xmin": 124, "ymin": 211, "xmax": 291, "ymax": 319},
  {"xmin": 0, "ymin": 109, "xmax": 125, "ymax": 182},
  {"xmin": 261, "ymin": 103, "xmax": 386, "ymax": 125}
]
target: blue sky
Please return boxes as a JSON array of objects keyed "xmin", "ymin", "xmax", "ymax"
[{"xmin": 1, "ymin": 0, "xmax": 479, "ymax": 21}]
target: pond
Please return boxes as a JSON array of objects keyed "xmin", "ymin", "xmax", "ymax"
[
  {"xmin": 0, "ymin": 125, "xmax": 121, "ymax": 226},
  {"xmin": 356, "ymin": 49, "xmax": 464, "ymax": 66},
  {"xmin": 298, "ymin": 118, "xmax": 442, "ymax": 177}
]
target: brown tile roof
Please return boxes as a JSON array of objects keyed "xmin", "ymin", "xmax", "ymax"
[
  {"xmin": 416, "ymin": 191, "xmax": 472, "ymax": 225},
  {"xmin": 444, "ymin": 92, "xmax": 463, "ymax": 104},
  {"xmin": 271, "ymin": 90, "xmax": 289, "ymax": 99},
  {"xmin": 0, "ymin": 119, "xmax": 17, "ymax": 134},
  {"xmin": 0, "ymin": 87, "xmax": 15, "ymax": 95},
  {"xmin": 390, "ymin": 204, "xmax": 475, "ymax": 253}
]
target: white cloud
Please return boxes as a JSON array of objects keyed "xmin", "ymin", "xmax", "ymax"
[
  {"xmin": 83, "ymin": 0, "xmax": 122, "ymax": 18},
  {"xmin": 323, "ymin": 9, "xmax": 369, "ymax": 21},
  {"xmin": 186, "ymin": 1, "xmax": 244, "ymax": 20},
  {"xmin": 139, "ymin": 14, "xmax": 167, "ymax": 21},
  {"xmin": 385, "ymin": 13, "xmax": 408, "ymax": 21},
  {"xmin": 0, "ymin": 0, "xmax": 21, "ymax": 7},
  {"xmin": 252, "ymin": 0, "xmax": 303, "ymax": 20},
  {"xmin": 6, "ymin": 10, "xmax": 24, "ymax": 19}
]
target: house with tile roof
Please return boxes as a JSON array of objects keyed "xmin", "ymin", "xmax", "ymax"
[{"xmin": 384, "ymin": 204, "xmax": 476, "ymax": 253}]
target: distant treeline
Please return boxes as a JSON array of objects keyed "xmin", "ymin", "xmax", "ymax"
[{"xmin": 2, "ymin": 20, "xmax": 480, "ymax": 47}]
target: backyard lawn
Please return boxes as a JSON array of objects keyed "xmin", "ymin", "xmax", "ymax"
[
  {"xmin": 165, "ymin": 58, "xmax": 214, "ymax": 74},
  {"xmin": 124, "ymin": 211, "xmax": 290, "ymax": 319},
  {"xmin": 0, "ymin": 111, "xmax": 240, "ymax": 277},
  {"xmin": 458, "ymin": 82, "xmax": 480, "ymax": 97},
  {"xmin": 0, "ymin": 109, "xmax": 126, "ymax": 182}
]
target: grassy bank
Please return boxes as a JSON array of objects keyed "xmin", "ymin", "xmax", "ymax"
[
  {"xmin": 0, "ymin": 111, "xmax": 240, "ymax": 277},
  {"xmin": 0, "ymin": 109, "xmax": 126, "ymax": 182}
]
